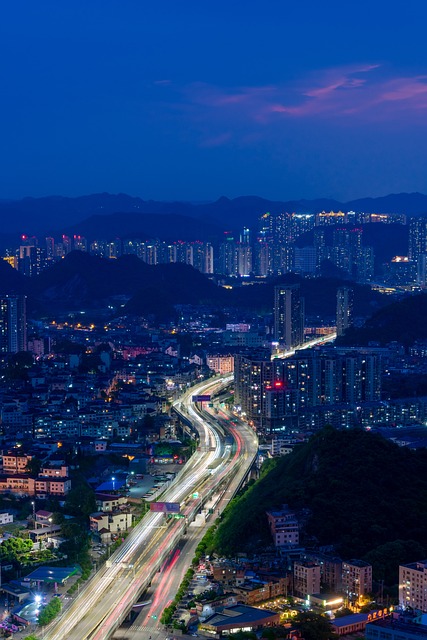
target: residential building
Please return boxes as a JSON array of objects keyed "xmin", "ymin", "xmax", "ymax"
[
  {"xmin": 336, "ymin": 287, "xmax": 353, "ymax": 337},
  {"xmin": 409, "ymin": 217, "xmax": 427, "ymax": 262},
  {"xmin": 234, "ymin": 348, "xmax": 381, "ymax": 431},
  {"xmin": 0, "ymin": 470, "xmax": 70, "ymax": 497},
  {"xmin": 366, "ymin": 611, "xmax": 427, "ymax": 640},
  {"xmin": 35, "ymin": 476, "xmax": 71, "ymax": 496},
  {"xmin": 342, "ymin": 559, "xmax": 372, "ymax": 602},
  {"xmin": 0, "ymin": 512, "xmax": 13, "ymax": 525},
  {"xmin": 293, "ymin": 561, "xmax": 321, "ymax": 598},
  {"xmin": 95, "ymin": 493, "xmax": 128, "ymax": 512},
  {"xmin": 273, "ymin": 284, "xmax": 305, "ymax": 349},
  {"xmin": 34, "ymin": 510, "xmax": 54, "ymax": 528},
  {"xmin": 234, "ymin": 350, "xmax": 274, "ymax": 429},
  {"xmin": 0, "ymin": 475, "xmax": 35, "ymax": 496},
  {"xmin": 90, "ymin": 511, "xmax": 133, "ymax": 537},
  {"xmin": 206, "ymin": 354, "xmax": 234, "ymax": 375},
  {"xmin": 1, "ymin": 452, "xmax": 33, "ymax": 475},
  {"xmin": 212, "ymin": 561, "xmax": 246, "ymax": 586},
  {"xmin": 293, "ymin": 246, "xmax": 317, "ymax": 274},
  {"xmin": 266, "ymin": 505, "xmax": 299, "ymax": 547},
  {"xmin": 0, "ymin": 295, "xmax": 27, "ymax": 353},
  {"xmin": 232, "ymin": 577, "xmax": 289, "ymax": 605},
  {"xmin": 305, "ymin": 552, "xmax": 342, "ymax": 592},
  {"xmin": 399, "ymin": 559, "xmax": 427, "ymax": 611},
  {"xmin": 39, "ymin": 465, "xmax": 69, "ymax": 478}
]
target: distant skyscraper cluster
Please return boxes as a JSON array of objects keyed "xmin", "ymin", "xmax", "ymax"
[
  {"xmin": 3, "ymin": 208, "xmax": 427, "ymax": 290},
  {"xmin": 0, "ymin": 209, "xmax": 407, "ymax": 283}
]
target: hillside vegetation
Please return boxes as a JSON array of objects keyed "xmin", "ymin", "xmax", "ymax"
[
  {"xmin": 0, "ymin": 252, "xmax": 388, "ymax": 322},
  {"xmin": 338, "ymin": 292, "xmax": 427, "ymax": 347},
  {"xmin": 214, "ymin": 428, "xmax": 427, "ymax": 576}
]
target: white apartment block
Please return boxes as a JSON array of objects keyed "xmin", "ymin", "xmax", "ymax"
[
  {"xmin": 294, "ymin": 562, "xmax": 321, "ymax": 597},
  {"xmin": 399, "ymin": 560, "xmax": 427, "ymax": 612},
  {"xmin": 342, "ymin": 560, "xmax": 372, "ymax": 600}
]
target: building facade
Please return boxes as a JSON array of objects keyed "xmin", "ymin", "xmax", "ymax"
[
  {"xmin": 399, "ymin": 560, "xmax": 427, "ymax": 611},
  {"xmin": 342, "ymin": 559, "xmax": 372, "ymax": 603},
  {"xmin": 266, "ymin": 505, "xmax": 299, "ymax": 547},
  {"xmin": 336, "ymin": 287, "xmax": 354, "ymax": 337},
  {"xmin": 0, "ymin": 295, "xmax": 27, "ymax": 354},
  {"xmin": 274, "ymin": 284, "xmax": 305, "ymax": 349},
  {"xmin": 293, "ymin": 561, "xmax": 321, "ymax": 598}
]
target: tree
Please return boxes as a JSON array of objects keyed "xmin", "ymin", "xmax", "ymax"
[
  {"xmin": 64, "ymin": 484, "xmax": 96, "ymax": 517},
  {"xmin": 0, "ymin": 537, "xmax": 33, "ymax": 564},
  {"xmin": 25, "ymin": 457, "xmax": 42, "ymax": 476},
  {"xmin": 364, "ymin": 539, "xmax": 426, "ymax": 586},
  {"xmin": 51, "ymin": 511, "xmax": 66, "ymax": 525},
  {"xmin": 294, "ymin": 612, "xmax": 337, "ymax": 640},
  {"xmin": 59, "ymin": 521, "xmax": 90, "ymax": 562},
  {"xmin": 4, "ymin": 351, "xmax": 33, "ymax": 380},
  {"xmin": 38, "ymin": 596, "xmax": 62, "ymax": 626},
  {"xmin": 333, "ymin": 607, "xmax": 353, "ymax": 618},
  {"xmin": 261, "ymin": 630, "xmax": 276, "ymax": 639}
]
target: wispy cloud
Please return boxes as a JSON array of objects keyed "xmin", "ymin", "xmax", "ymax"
[
  {"xmin": 161, "ymin": 65, "xmax": 427, "ymax": 146},
  {"xmin": 379, "ymin": 76, "xmax": 427, "ymax": 104}
]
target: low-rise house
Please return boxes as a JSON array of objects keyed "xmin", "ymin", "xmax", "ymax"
[
  {"xmin": 34, "ymin": 510, "xmax": 54, "ymax": 528},
  {"xmin": 0, "ymin": 451, "xmax": 33, "ymax": 475},
  {"xmin": 0, "ymin": 512, "xmax": 13, "ymax": 525},
  {"xmin": 212, "ymin": 561, "xmax": 246, "ymax": 586},
  {"xmin": 0, "ymin": 473, "xmax": 71, "ymax": 497},
  {"xmin": 95, "ymin": 493, "xmax": 128, "ymax": 512},
  {"xmin": 90, "ymin": 511, "xmax": 133, "ymax": 538},
  {"xmin": 266, "ymin": 505, "xmax": 300, "ymax": 547},
  {"xmin": 232, "ymin": 577, "xmax": 289, "ymax": 605},
  {"xmin": 0, "ymin": 475, "xmax": 35, "ymax": 496}
]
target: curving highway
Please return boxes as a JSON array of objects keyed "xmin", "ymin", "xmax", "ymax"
[{"xmin": 43, "ymin": 375, "xmax": 257, "ymax": 640}]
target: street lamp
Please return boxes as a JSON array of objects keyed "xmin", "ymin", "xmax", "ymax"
[
  {"xmin": 31, "ymin": 501, "xmax": 35, "ymax": 523},
  {"xmin": 112, "ymin": 476, "xmax": 116, "ymax": 491}
]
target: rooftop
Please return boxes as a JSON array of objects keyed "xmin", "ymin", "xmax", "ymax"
[
  {"xmin": 22, "ymin": 565, "xmax": 79, "ymax": 584},
  {"xmin": 203, "ymin": 604, "xmax": 279, "ymax": 628},
  {"xmin": 333, "ymin": 613, "xmax": 369, "ymax": 628},
  {"xmin": 367, "ymin": 616, "xmax": 427, "ymax": 637}
]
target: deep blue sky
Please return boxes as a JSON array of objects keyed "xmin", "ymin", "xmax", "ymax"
[{"xmin": 1, "ymin": 1, "xmax": 427, "ymax": 202}]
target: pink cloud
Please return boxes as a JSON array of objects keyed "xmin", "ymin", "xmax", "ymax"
[
  {"xmin": 170, "ymin": 65, "xmax": 427, "ymax": 146},
  {"xmin": 379, "ymin": 76, "xmax": 427, "ymax": 103},
  {"xmin": 304, "ymin": 64, "xmax": 380, "ymax": 98}
]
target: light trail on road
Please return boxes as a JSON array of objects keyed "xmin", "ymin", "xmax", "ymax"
[{"xmin": 44, "ymin": 375, "xmax": 247, "ymax": 640}]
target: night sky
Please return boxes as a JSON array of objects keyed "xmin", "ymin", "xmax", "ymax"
[{"xmin": 1, "ymin": 1, "xmax": 427, "ymax": 202}]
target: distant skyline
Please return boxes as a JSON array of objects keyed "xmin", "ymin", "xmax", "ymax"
[{"xmin": 1, "ymin": 1, "xmax": 427, "ymax": 203}]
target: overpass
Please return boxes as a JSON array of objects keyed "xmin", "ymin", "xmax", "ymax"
[{"xmin": 43, "ymin": 375, "xmax": 257, "ymax": 640}]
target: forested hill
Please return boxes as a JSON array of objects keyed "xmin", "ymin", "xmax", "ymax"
[
  {"xmin": 215, "ymin": 428, "xmax": 427, "ymax": 570},
  {"xmin": 337, "ymin": 292, "xmax": 427, "ymax": 347}
]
